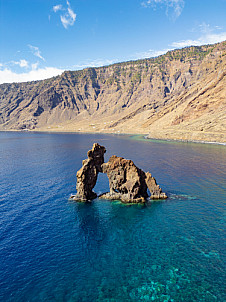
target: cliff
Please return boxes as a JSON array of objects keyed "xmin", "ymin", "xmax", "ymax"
[{"xmin": 0, "ymin": 41, "xmax": 225, "ymax": 143}]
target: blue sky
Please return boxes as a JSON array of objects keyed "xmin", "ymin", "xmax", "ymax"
[{"xmin": 0, "ymin": 0, "xmax": 226, "ymax": 84}]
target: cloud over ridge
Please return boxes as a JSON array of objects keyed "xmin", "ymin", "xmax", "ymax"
[
  {"xmin": 171, "ymin": 31, "xmax": 226, "ymax": 48},
  {"xmin": 0, "ymin": 67, "xmax": 64, "ymax": 85}
]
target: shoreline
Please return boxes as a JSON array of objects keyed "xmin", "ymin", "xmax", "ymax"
[
  {"xmin": 0, "ymin": 129, "xmax": 225, "ymax": 146},
  {"xmin": 143, "ymin": 135, "xmax": 226, "ymax": 146}
]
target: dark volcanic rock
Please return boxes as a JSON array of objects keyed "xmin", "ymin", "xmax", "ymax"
[
  {"xmin": 71, "ymin": 143, "xmax": 167, "ymax": 203},
  {"xmin": 100, "ymin": 155, "xmax": 167, "ymax": 203},
  {"xmin": 71, "ymin": 143, "xmax": 106, "ymax": 201},
  {"xmin": 101, "ymin": 155, "xmax": 148, "ymax": 203},
  {"xmin": 145, "ymin": 172, "xmax": 167, "ymax": 199}
]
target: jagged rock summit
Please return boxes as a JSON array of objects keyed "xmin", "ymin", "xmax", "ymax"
[
  {"xmin": 74, "ymin": 143, "xmax": 106, "ymax": 201},
  {"xmin": 71, "ymin": 143, "xmax": 167, "ymax": 203}
]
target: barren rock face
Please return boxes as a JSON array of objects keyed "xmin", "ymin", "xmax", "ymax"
[
  {"xmin": 101, "ymin": 155, "xmax": 148, "ymax": 203},
  {"xmin": 74, "ymin": 143, "xmax": 106, "ymax": 201},
  {"xmin": 145, "ymin": 172, "xmax": 167, "ymax": 199},
  {"xmin": 87, "ymin": 143, "xmax": 106, "ymax": 173},
  {"xmin": 1, "ymin": 42, "xmax": 225, "ymax": 144},
  {"xmin": 72, "ymin": 143, "xmax": 167, "ymax": 203},
  {"xmin": 100, "ymin": 155, "xmax": 167, "ymax": 203}
]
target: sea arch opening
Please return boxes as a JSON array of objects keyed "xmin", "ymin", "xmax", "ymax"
[{"xmin": 94, "ymin": 172, "xmax": 110, "ymax": 197}]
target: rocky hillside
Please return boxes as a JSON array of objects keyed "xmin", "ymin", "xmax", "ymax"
[{"xmin": 0, "ymin": 41, "xmax": 225, "ymax": 143}]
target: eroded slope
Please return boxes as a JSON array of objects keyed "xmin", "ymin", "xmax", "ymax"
[{"xmin": 0, "ymin": 42, "xmax": 225, "ymax": 142}]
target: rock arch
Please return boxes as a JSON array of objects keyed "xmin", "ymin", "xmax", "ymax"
[{"xmin": 71, "ymin": 143, "xmax": 167, "ymax": 203}]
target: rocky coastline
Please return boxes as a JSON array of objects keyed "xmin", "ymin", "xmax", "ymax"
[{"xmin": 0, "ymin": 42, "xmax": 225, "ymax": 145}]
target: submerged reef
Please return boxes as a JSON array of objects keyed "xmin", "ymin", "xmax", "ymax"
[{"xmin": 71, "ymin": 143, "xmax": 167, "ymax": 203}]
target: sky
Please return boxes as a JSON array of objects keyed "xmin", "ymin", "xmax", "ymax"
[{"xmin": 0, "ymin": 0, "xmax": 226, "ymax": 84}]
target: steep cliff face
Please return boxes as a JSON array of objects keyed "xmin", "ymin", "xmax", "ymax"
[{"xmin": 0, "ymin": 41, "xmax": 225, "ymax": 142}]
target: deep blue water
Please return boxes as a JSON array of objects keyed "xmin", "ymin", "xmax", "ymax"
[{"xmin": 0, "ymin": 132, "xmax": 225, "ymax": 301}]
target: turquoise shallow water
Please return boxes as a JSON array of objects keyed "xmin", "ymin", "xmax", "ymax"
[{"xmin": 0, "ymin": 132, "xmax": 225, "ymax": 301}]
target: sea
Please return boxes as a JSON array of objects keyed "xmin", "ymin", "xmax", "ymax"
[{"xmin": 0, "ymin": 132, "xmax": 225, "ymax": 301}]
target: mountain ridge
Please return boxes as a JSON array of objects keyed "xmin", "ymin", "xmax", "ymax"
[{"xmin": 0, "ymin": 41, "xmax": 225, "ymax": 143}]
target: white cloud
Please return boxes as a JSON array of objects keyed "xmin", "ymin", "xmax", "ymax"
[
  {"xmin": 141, "ymin": 0, "xmax": 153, "ymax": 7},
  {"xmin": 53, "ymin": 1, "xmax": 76, "ymax": 29},
  {"xmin": 171, "ymin": 32, "xmax": 226, "ymax": 48},
  {"xmin": 31, "ymin": 62, "xmax": 39, "ymax": 70},
  {"xmin": 215, "ymin": 25, "xmax": 223, "ymax": 31},
  {"xmin": 28, "ymin": 45, "xmax": 45, "ymax": 61},
  {"xmin": 171, "ymin": 39, "xmax": 200, "ymax": 48},
  {"xmin": 13, "ymin": 59, "xmax": 29, "ymax": 68},
  {"xmin": 199, "ymin": 22, "xmax": 212, "ymax": 34},
  {"xmin": 133, "ymin": 48, "xmax": 172, "ymax": 60},
  {"xmin": 73, "ymin": 58, "xmax": 117, "ymax": 70},
  {"xmin": 0, "ymin": 67, "xmax": 64, "ymax": 84},
  {"xmin": 53, "ymin": 4, "xmax": 63, "ymax": 13},
  {"xmin": 141, "ymin": 0, "xmax": 185, "ymax": 20},
  {"xmin": 132, "ymin": 24, "xmax": 226, "ymax": 60}
]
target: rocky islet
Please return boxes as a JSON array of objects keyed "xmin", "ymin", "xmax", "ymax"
[{"xmin": 71, "ymin": 143, "xmax": 167, "ymax": 203}]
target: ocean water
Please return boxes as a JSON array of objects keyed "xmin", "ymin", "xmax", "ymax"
[{"xmin": 0, "ymin": 132, "xmax": 225, "ymax": 302}]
